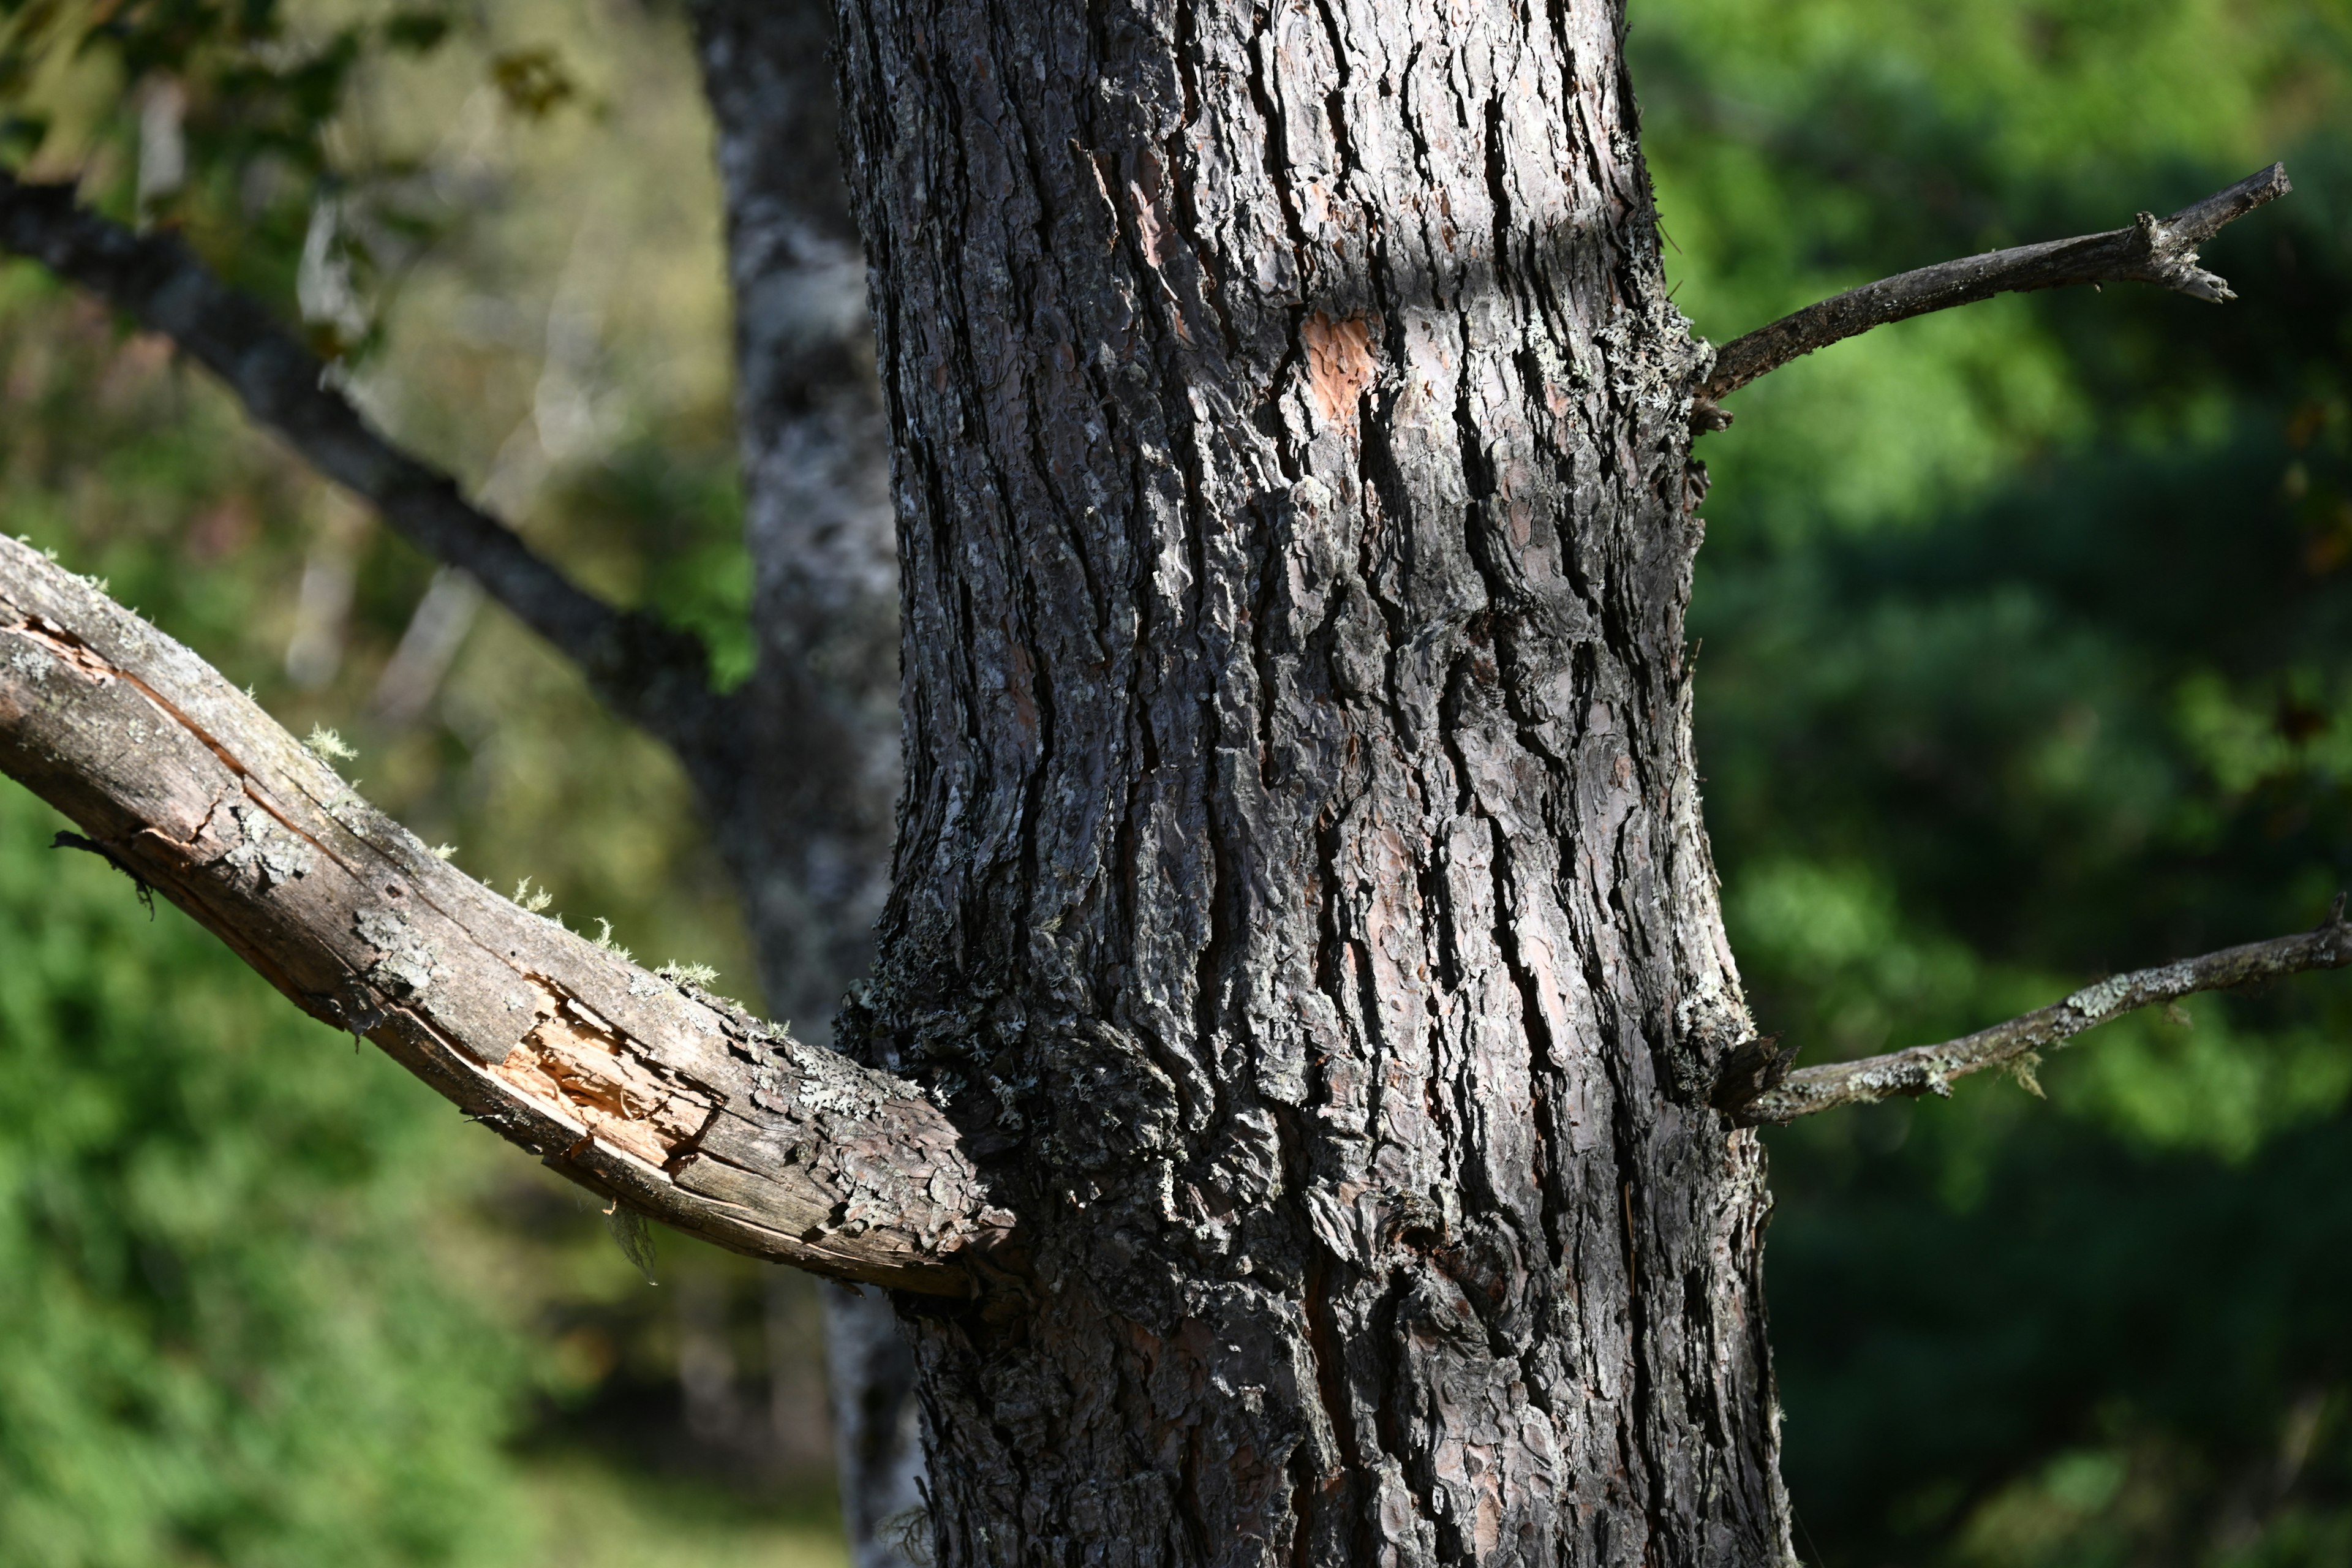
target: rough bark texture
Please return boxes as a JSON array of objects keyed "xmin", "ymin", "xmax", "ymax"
[
  {"xmin": 0, "ymin": 0, "xmax": 1808, "ymax": 1553},
  {"xmin": 687, "ymin": 4, "xmax": 929, "ymax": 1558},
  {"xmin": 4, "ymin": 12, "xmax": 939, "ymax": 1545},
  {"xmin": 828, "ymin": 0, "xmax": 1792, "ymax": 1560},
  {"xmin": 0, "ymin": 536, "xmax": 1012, "ymax": 1294}
]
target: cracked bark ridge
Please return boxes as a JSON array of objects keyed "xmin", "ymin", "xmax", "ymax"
[
  {"xmin": 832, "ymin": 0, "xmax": 1790, "ymax": 1559},
  {"xmin": 1698, "ymin": 162, "xmax": 2292, "ymax": 412},
  {"xmin": 0, "ymin": 173, "xmax": 728, "ymax": 775},
  {"xmin": 1732, "ymin": 902, "xmax": 2352, "ymax": 1123},
  {"xmin": 0, "ymin": 535, "xmax": 1013, "ymax": 1294}
]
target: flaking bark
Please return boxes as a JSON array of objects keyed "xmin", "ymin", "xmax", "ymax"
[
  {"xmin": 0, "ymin": 7, "xmax": 2324, "ymax": 1561},
  {"xmin": 1, "ymin": 42, "xmax": 937, "ymax": 1548}
]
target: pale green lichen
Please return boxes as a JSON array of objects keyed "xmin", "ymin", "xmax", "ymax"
[
  {"xmin": 429, "ymin": 842, "xmax": 459, "ymax": 860},
  {"xmin": 511, "ymin": 876, "xmax": 553, "ymax": 913},
  {"xmin": 590, "ymin": 918, "xmax": 633, "ymax": 962},
  {"xmin": 303, "ymin": 725, "xmax": 359, "ymax": 764},
  {"xmin": 2007, "ymin": 1050, "xmax": 2046, "ymax": 1099},
  {"xmin": 655, "ymin": 960, "xmax": 719, "ymax": 988},
  {"xmin": 356, "ymin": 906, "xmax": 443, "ymax": 998}
]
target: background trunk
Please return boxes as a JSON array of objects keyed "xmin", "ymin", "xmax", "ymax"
[
  {"xmin": 687, "ymin": 5, "xmax": 924, "ymax": 1562},
  {"xmin": 829, "ymin": 0, "xmax": 1794, "ymax": 1562}
]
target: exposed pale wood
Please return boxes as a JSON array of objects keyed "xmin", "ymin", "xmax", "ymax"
[
  {"xmin": 4, "ymin": 18, "xmax": 937, "ymax": 1545},
  {"xmin": 0, "ymin": 535, "xmax": 1014, "ymax": 1295}
]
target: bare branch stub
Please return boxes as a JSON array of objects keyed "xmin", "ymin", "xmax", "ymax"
[
  {"xmin": 0, "ymin": 174, "xmax": 733, "ymax": 774},
  {"xmin": 1697, "ymin": 162, "xmax": 2293, "ymax": 419},
  {"xmin": 1727, "ymin": 898, "xmax": 2352, "ymax": 1123},
  {"xmin": 0, "ymin": 536, "xmax": 1016, "ymax": 1294}
]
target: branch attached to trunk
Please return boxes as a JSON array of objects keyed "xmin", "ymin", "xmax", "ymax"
[
  {"xmin": 1697, "ymin": 163, "xmax": 2291, "ymax": 417},
  {"xmin": 0, "ymin": 173, "xmax": 729, "ymax": 766},
  {"xmin": 0, "ymin": 535, "xmax": 1014, "ymax": 1294},
  {"xmin": 1728, "ymin": 898, "xmax": 2352, "ymax": 1124}
]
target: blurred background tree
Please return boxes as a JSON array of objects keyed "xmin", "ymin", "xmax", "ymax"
[{"xmin": 0, "ymin": 0, "xmax": 2348, "ymax": 1564}]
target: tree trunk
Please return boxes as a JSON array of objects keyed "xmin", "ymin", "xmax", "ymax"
[
  {"xmin": 829, "ymin": 0, "xmax": 1792, "ymax": 1561},
  {"xmin": 689, "ymin": 0, "xmax": 900, "ymax": 1040}
]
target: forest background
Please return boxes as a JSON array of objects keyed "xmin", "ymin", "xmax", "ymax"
[{"xmin": 1, "ymin": 0, "xmax": 2349, "ymax": 1564}]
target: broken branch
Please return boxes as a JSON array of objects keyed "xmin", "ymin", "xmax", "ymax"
[
  {"xmin": 0, "ymin": 173, "xmax": 729, "ymax": 767},
  {"xmin": 1732, "ymin": 896, "xmax": 2352, "ymax": 1123},
  {"xmin": 1697, "ymin": 162, "xmax": 2292, "ymax": 417},
  {"xmin": 0, "ymin": 535, "xmax": 1014, "ymax": 1294}
]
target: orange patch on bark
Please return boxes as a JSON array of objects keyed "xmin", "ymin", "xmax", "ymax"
[{"xmin": 1302, "ymin": 312, "xmax": 1377, "ymax": 430}]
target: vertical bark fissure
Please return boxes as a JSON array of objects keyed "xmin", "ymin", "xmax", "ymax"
[
  {"xmin": 1487, "ymin": 823, "xmax": 1572, "ymax": 1350},
  {"xmin": 1608, "ymin": 1076, "xmax": 1672, "ymax": 1561}
]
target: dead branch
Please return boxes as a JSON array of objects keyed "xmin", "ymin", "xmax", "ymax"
[
  {"xmin": 0, "ymin": 535, "xmax": 1014, "ymax": 1294},
  {"xmin": 1696, "ymin": 163, "xmax": 2292, "ymax": 421},
  {"xmin": 1728, "ymin": 896, "xmax": 2352, "ymax": 1123},
  {"xmin": 0, "ymin": 173, "xmax": 730, "ymax": 768}
]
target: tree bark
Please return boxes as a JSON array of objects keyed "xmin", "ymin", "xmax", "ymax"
[{"xmin": 829, "ymin": 0, "xmax": 1790, "ymax": 1561}]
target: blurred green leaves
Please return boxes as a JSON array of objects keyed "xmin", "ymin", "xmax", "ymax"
[
  {"xmin": 0, "ymin": 0, "xmax": 2346, "ymax": 1562},
  {"xmin": 0, "ymin": 777, "xmax": 527, "ymax": 1568}
]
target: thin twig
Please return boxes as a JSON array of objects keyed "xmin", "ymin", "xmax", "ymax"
[
  {"xmin": 1729, "ymin": 895, "xmax": 2352, "ymax": 1124},
  {"xmin": 1695, "ymin": 163, "xmax": 2292, "ymax": 422},
  {"xmin": 0, "ymin": 173, "xmax": 729, "ymax": 767}
]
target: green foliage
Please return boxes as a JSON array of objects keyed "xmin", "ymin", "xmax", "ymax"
[
  {"xmin": 1639, "ymin": 0, "xmax": 2352, "ymax": 1558},
  {"xmin": 0, "ymin": 778, "xmax": 529, "ymax": 1567},
  {"xmin": 2, "ymin": 0, "xmax": 423, "ymax": 333}
]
